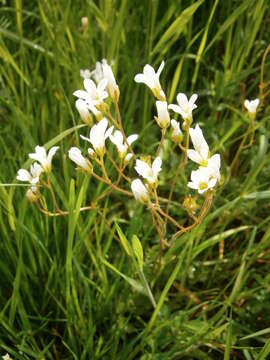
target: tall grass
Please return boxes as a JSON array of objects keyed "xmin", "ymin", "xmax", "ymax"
[{"xmin": 0, "ymin": 0, "xmax": 270, "ymax": 359}]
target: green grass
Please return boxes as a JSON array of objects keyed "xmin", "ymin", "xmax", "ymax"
[{"xmin": 0, "ymin": 0, "xmax": 270, "ymax": 359}]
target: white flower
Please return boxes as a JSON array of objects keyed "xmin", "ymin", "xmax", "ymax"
[
  {"xmin": 134, "ymin": 61, "xmax": 166, "ymax": 100},
  {"xmin": 187, "ymin": 124, "xmax": 209, "ymax": 166},
  {"xmin": 188, "ymin": 167, "xmax": 217, "ymax": 194},
  {"xmin": 90, "ymin": 59, "xmax": 112, "ymax": 83},
  {"xmin": 187, "ymin": 124, "xmax": 221, "ymax": 180},
  {"xmin": 68, "ymin": 147, "xmax": 92, "ymax": 172},
  {"xmin": 135, "ymin": 157, "xmax": 162, "ymax": 186},
  {"xmin": 2, "ymin": 353, "xmax": 13, "ymax": 360},
  {"xmin": 80, "ymin": 69, "xmax": 91, "ymax": 79},
  {"xmin": 131, "ymin": 179, "xmax": 149, "ymax": 203},
  {"xmin": 155, "ymin": 101, "xmax": 170, "ymax": 128},
  {"xmin": 170, "ymin": 119, "xmax": 183, "ymax": 143},
  {"xmin": 17, "ymin": 162, "xmax": 43, "ymax": 200},
  {"xmin": 75, "ymin": 99, "xmax": 93, "ymax": 125},
  {"xmin": 76, "ymin": 99, "xmax": 102, "ymax": 123},
  {"xmin": 80, "ymin": 117, "xmax": 114, "ymax": 156},
  {"xmin": 244, "ymin": 98, "xmax": 259, "ymax": 117},
  {"xmin": 17, "ymin": 162, "xmax": 43, "ymax": 192},
  {"xmin": 205, "ymin": 155, "xmax": 221, "ymax": 181},
  {"xmin": 29, "ymin": 146, "xmax": 59, "ymax": 173},
  {"xmin": 102, "ymin": 63, "xmax": 120, "ymax": 102},
  {"xmin": 168, "ymin": 93, "xmax": 198, "ymax": 124},
  {"xmin": 109, "ymin": 130, "xmax": 138, "ymax": 159},
  {"xmin": 73, "ymin": 78, "xmax": 108, "ymax": 106}
]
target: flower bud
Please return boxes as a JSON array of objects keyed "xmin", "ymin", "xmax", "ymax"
[
  {"xmin": 131, "ymin": 179, "xmax": 149, "ymax": 203},
  {"xmin": 68, "ymin": 147, "xmax": 93, "ymax": 173},
  {"xmin": 170, "ymin": 120, "xmax": 183, "ymax": 143},
  {"xmin": 155, "ymin": 101, "xmax": 170, "ymax": 128},
  {"xmin": 81, "ymin": 17, "xmax": 88, "ymax": 31},
  {"xmin": 76, "ymin": 99, "xmax": 93, "ymax": 126}
]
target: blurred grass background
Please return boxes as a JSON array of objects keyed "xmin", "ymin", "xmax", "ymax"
[{"xmin": 0, "ymin": 0, "xmax": 270, "ymax": 359}]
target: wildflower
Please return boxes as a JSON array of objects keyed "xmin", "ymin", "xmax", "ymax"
[
  {"xmin": 75, "ymin": 99, "xmax": 93, "ymax": 125},
  {"xmin": 155, "ymin": 101, "xmax": 170, "ymax": 128},
  {"xmin": 80, "ymin": 117, "xmax": 114, "ymax": 156},
  {"xmin": 17, "ymin": 162, "xmax": 43, "ymax": 191},
  {"xmin": 134, "ymin": 157, "xmax": 162, "ymax": 187},
  {"xmin": 168, "ymin": 93, "xmax": 198, "ymax": 126},
  {"xmin": 188, "ymin": 167, "xmax": 217, "ymax": 194},
  {"xmin": 73, "ymin": 78, "xmax": 108, "ymax": 106},
  {"xmin": 134, "ymin": 61, "xmax": 166, "ymax": 100},
  {"xmin": 68, "ymin": 147, "xmax": 92, "ymax": 172},
  {"xmin": 131, "ymin": 179, "xmax": 149, "ymax": 203},
  {"xmin": 29, "ymin": 146, "xmax": 59, "ymax": 173},
  {"xmin": 102, "ymin": 63, "xmax": 120, "ymax": 102},
  {"xmin": 170, "ymin": 119, "xmax": 183, "ymax": 143},
  {"xmin": 17, "ymin": 163, "xmax": 43, "ymax": 201},
  {"xmin": 90, "ymin": 59, "xmax": 113, "ymax": 83},
  {"xmin": 109, "ymin": 130, "xmax": 138, "ymax": 159},
  {"xmin": 80, "ymin": 69, "xmax": 91, "ymax": 79},
  {"xmin": 76, "ymin": 99, "xmax": 102, "ymax": 124},
  {"xmin": 244, "ymin": 98, "xmax": 259, "ymax": 120},
  {"xmin": 81, "ymin": 17, "xmax": 88, "ymax": 31},
  {"xmin": 2, "ymin": 354, "xmax": 13, "ymax": 360},
  {"xmin": 187, "ymin": 124, "xmax": 216, "ymax": 166}
]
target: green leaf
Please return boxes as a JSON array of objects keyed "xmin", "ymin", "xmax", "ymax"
[
  {"xmin": 151, "ymin": 0, "xmax": 204, "ymax": 56},
  {"xmin": 115, "ymin": 222, "xmax": 131, "ymax": 256},
  {"xmin": 101, "ymin": 258, "xmax": 146, "ymax": 295},
  {"xmin": 257, "ymin": 339, "xmax": 270, "ymax": 360},
  {"xmin": 132, "ymin": 235, "xmax": 144, "ymax": 271}
]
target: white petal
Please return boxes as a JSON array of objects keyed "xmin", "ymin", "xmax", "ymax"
[
  {"xmin": 208, "ymin": 178, "xmax": 217, "ymax": 189},
  {"xmin": 177, "ymin": 93, "xmax": 188, "ymax": 108},
  {"xmin": 135, "ymin": 160, "xmax": 152, "ymax": 179},
  {"xmin": 157, "ymin": 61, "xmax": 165, "ymax": 77},
  {"xmin": 188, "ymin": 181, "xmax": 198, "ymax": 190},
  {"xmin": 17, "ymin": 169, "xmax": 31, "ymax": 182},
  {"xmin": 143, "ymin": 64, "xmax": 156, "ymax": 78},
  {"xmin": 48, "ymin": 146, "xmax": 59, "ymax": 164},
  {"xmin": 105, "ymin": 125, "xmax": 114, "ymax": 140},
  {"xmin": 84, "ymin": 79, "xmax": 97, "ymax": 94},
  {"xmin": 187, "ymin": 150, "xmax": 202, "ymax": 164},
  {"xmin": 127, "ymin": 134, "xmax": 138, "ymax": 145},
  {"xmin": 168, "ymin": 104, "xmax": 182, "ymax": 114},
  {"xmin": 73, "ymin": 90, "xmax": 92, "ymax": 102},
  {"xmin": 134, "ymin": 74, "xmax": 147, "ymax": 84},
  {"xmin": 125, "ymin": 153, "xmax": 133, "ymax": 162},
  {"xmin": 152, "ymin": 157, "xmax": 162, "ymax": 177},
  {"xmin": 98, "ymin": 78, "xmax": 108, "ymax": 91},
  {"xmin": 189, "ymin": 93, "xmax": 198, "ymax": 107},
  {"xmin": 209, "ymin": 154, "xmax": 220, "ymax": 170},
  {"xmin": 80, "ymin": 134, "xmax": 92, "ymax": 144}
]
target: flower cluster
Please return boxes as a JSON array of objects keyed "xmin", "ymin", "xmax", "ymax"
[
  {"xmin": 131, "ymin": 61, "xmax": 221, "ymax": 201},
  {"xmin": 17, "ymin": 146, "xmax": 59, "ymax": 201},
  {"xmin": 15, "ymin": 53, "xmax": 263, "ymax": 244},
  {"xmin": 16, "ymin": 57, "xmax": 262, "ymax": 241},
  {"xmin": 75, "ymin": 60, "xmax": 120, "ymax": 126}
]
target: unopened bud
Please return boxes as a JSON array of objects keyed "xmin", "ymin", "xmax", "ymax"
[{"xmin": 81, "ymin": 17, "xmax": 88, "ymax": 31}]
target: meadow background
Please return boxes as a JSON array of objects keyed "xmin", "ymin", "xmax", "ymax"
[{"xmin": 0, "ymin": 0, "xmax": 270, "ymax": 359}]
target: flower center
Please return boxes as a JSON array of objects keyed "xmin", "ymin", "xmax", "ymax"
[
  {"xmin": 200, "ymin": 159, "xmax": 208, "ymax": 167},
  {"xmin": 199, "ymin": 182, "xmax": 208, "ymax": 190}
]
